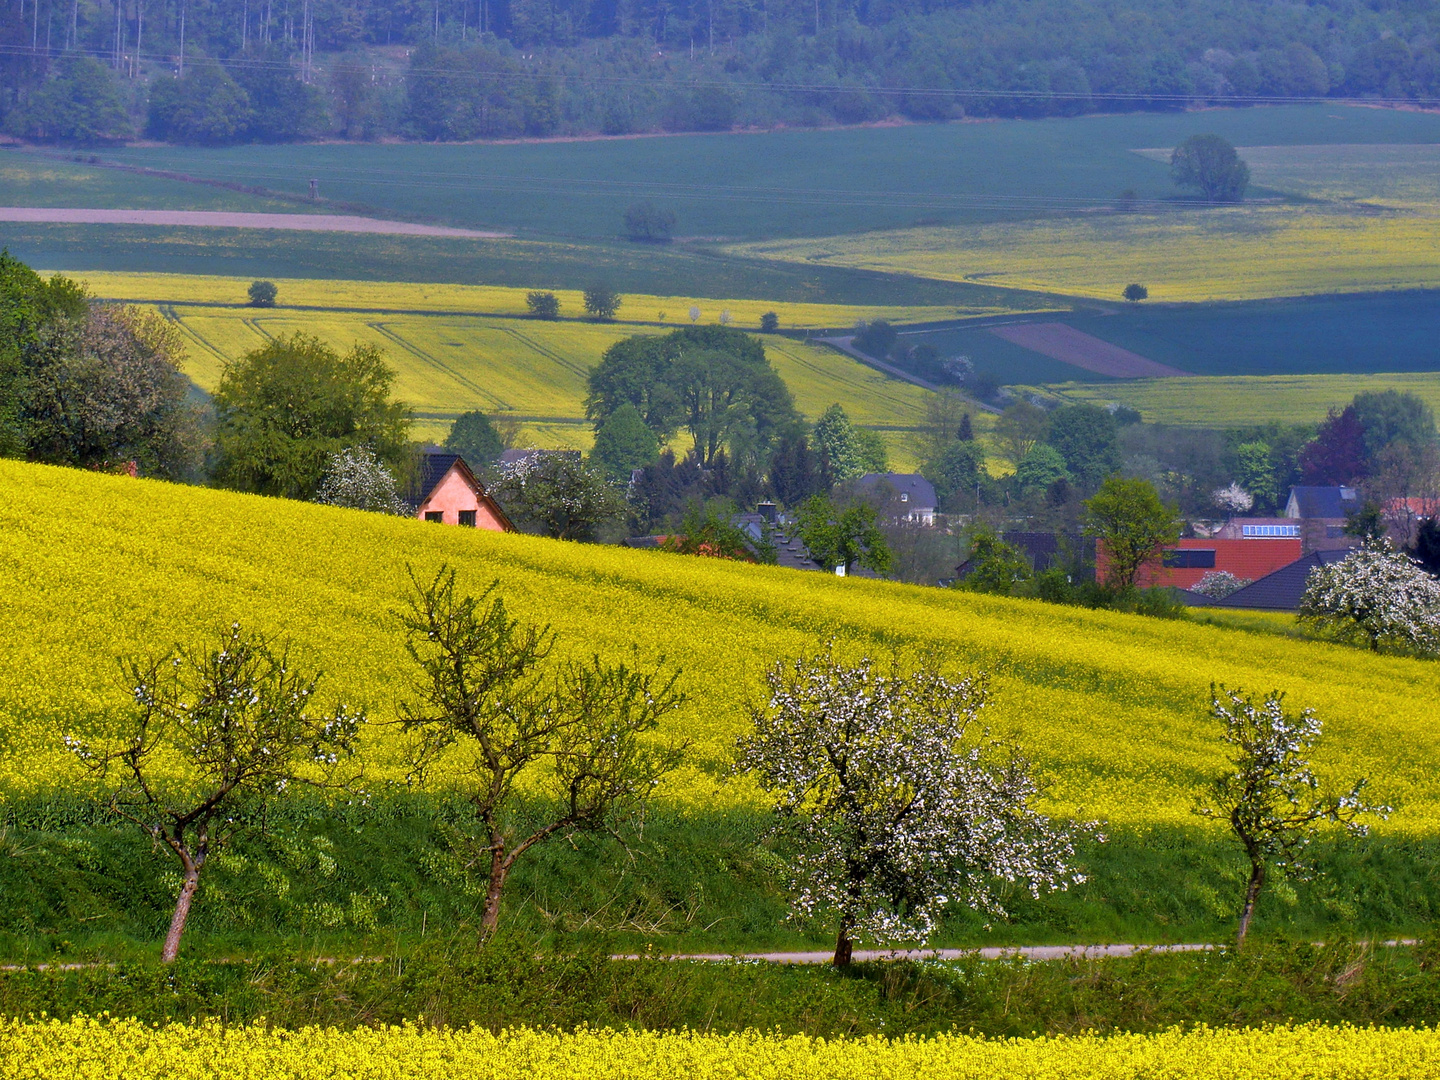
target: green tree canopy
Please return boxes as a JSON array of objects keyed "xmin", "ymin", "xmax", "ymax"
[
  {"xmin": 15, "ymin": 56, "xmax": 131, "ymax": 142},
  {"xmin": 924, "ymin": 438, "xmax": 985, "ymax": 510},
  {"xmin": 1350, "ymin": 390, "xmax": 1437, "ymax": 461},
  {"xmin": 583, "ymin": 283, "xmax": 621, "ymax": 320},
  {"xmin": 213, "ymin": 333, "xmax": 412, "ymax": 499},
  {"xmin": 1014, "ymin": 442, "xmax": 1070, "ymax": 493},
  {"xmin": 147, "ymin": 65, "xmax": 255, "ymax": 144},
  {"xmin": 795, "ymin": 494, "xmax": 893, "ymax": 575},
  {"xmin": 813, "ymin": 404, "xmax": 885, "ymax": 482},
  {"xmin": 994, "ymin": 400, "xmax": 1050, "ymax": 468},
  {"xmin": 586, "ymin": 326, "xmax": 796, "ymax": 468},
  {"xmin": 445, "ymin": 409, "xmax": 506, "ymax": 468},
  {"xmin": 1171, "ymin": 134, "xmax": 1250, "ymax": 201},
  {"xmin": 1045, "ymin": 403, "xmax": 1120, "ymax": 490},
  {"xmin": 590, "ymin": 401, "xmax": 660, "ymax": 480},
  {"xmin": 1084, "ymin": 476, "xmax": 1182, "ymax": 591}
]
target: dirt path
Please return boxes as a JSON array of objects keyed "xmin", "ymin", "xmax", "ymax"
[
  {"xmin": 989, "ymin": 322, "xmax": 1191, "ymax": 378},
  {"xmin": 619, "ymin": 939, "xmax": 1418, "ymax": 963},
  {"xmin": 0, "ymin": 207, "xmax": 508, "ymax": 238}
]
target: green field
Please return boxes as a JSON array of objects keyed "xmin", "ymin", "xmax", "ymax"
[
  {"xmin": 1037, "ymin": 371, "xmax": 1440, "ymax": 428},
  {"xmin": 87, "ymin": 106, "xmax": 1440, "ymax": 240}
]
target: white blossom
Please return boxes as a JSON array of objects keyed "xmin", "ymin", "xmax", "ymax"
[
  {"xmin": 314, "ymin": 446, "xmax": 409, "ymax": 515},
  {"xmin": 736, "ymin": 649, "xmax": 1098, "ymax": 957},
  {"xmin": 1192, "ymin": 570, "xmax": 1252, "ymax": 599},
  {"xmin": 1212, "ymin": 483, "xmax": 1254, "ymax": 514},
  {"xmin": 1299, "ymin": 538, "xmax": 1440, "ymax": 655}
]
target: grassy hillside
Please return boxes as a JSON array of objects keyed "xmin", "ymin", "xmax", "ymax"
[
  {"xmin": 90, "ymin": 107, "xmax": 1440, "ymax": 240},
  {"xmin": 2, "ymin": 459, "xmax": 1436, "ymax": 830}
]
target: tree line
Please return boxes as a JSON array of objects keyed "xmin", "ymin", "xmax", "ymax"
[{"xmin": 8, "ymin": 0, "xmax": 1440, "ymax": 142}]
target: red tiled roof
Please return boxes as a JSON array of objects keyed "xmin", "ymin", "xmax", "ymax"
[{"xmin": 1098, "ymin": 538, "xmax": 1303, "ymax": 589}]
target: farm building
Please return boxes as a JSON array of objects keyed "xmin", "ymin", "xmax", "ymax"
[
  {"xmin": 413, "ymin": 452, "xmax": 515, "ymax": 532},
  {"xmin": 1100, "ymin": 536, "xmax": 1303, "ymax": 591}
]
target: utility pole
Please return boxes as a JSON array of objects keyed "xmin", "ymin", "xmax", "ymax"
[{"xmin": 178, "ymin": 0, "xmax": 185, "ymax": 75}]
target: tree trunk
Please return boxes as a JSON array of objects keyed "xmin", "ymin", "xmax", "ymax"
[
  {"xmin": 161, "ymin": 861, "xmax": 201, "ymax": 962},
  {"xmin": 832, "ymin": 919, "xmax": 854, "ymax": 967},
  {"xmin": 1236, "ymin": 859, "xmax": 1265, "ymax": 947},
  {"xmin": 481, "ymin": 847, "xmax": 509, "ymax": 932}
]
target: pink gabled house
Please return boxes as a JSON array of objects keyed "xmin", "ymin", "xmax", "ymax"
[{"xmin": 414, "ymin": 452, "xmax": 515, "ymax": 532}]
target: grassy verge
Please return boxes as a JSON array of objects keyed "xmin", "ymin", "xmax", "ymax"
[
  {"xmin": 3, "ymin": 794, "xmax": 1438, "ymax": 964},
  {"xmin": 3, "ymin": 939, "xmax": 1438, "ymax": 1037}
]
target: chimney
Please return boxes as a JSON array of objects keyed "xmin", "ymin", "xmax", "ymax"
[{"xmin": 757, "ymin": 501, "xmax": 777, "ymax": 523}]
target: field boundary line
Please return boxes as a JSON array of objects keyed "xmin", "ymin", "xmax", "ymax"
[{"xmin": 365, "ymin": 321, "xmax": 513, "ymax": 411}]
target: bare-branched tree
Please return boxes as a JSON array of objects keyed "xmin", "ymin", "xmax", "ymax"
[
  {"xmin": 398, "ymin": 567, "xmax": 686, "ymax": 931},
  {"xmin": 66, "ymin": 624, "xmax": 362, "ymax": 962},
  {"xmin": 1195, "ymin": 685, "xmax": 1387, "ymax": 946},
  {"xmin": 736, "ymin": 648, "xmax": 1095, "ymax": 967}
]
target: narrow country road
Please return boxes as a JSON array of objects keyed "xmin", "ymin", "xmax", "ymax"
[{"xmin": 0, "ymin": 207, "xmax": 508, "ymax": 238}]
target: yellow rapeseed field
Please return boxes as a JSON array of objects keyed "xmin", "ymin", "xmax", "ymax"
[
  {"xmin": 1031, "ymin": 371, "xmax": 1440, "ymax": 428},
  {"xmin": 153, "ymin": 303, "xmax": 939, "ymax": 462},
  {"xmin": 728, "ymin": 204, "xmax": 1440, "ymax": 303},
  {"xmin": 2, "ymin": 1017, "xmax": 1437, "ymax": 1079},
  {"xmin": 70, "ymin": 270, "xmax": 994, "ymax": 329},
  {"xmin": 2, "ymin": 460, "xmax": 1438, "ymax": 830}
]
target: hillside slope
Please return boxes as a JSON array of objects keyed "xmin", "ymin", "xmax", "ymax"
[{"xmin": 2, "ymin": 461, "xmax": 1436, "ymax": 832}]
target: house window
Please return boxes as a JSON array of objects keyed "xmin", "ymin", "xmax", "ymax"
[
  {"xmin": 459, "ymin": 510, "xmax": 477, "ymax": 527},
  {"xmin": 900, "ymin": 493, "xmax": 909, "ymax": 502},
  {"xmin": 425, "ymin": 512, "xmax": 443, "ymax": 523},
  {"xmin": 1242, "ymin": 524, "xmax": 1300, "ymax": 538},
  {"xmin": 1162, "ymin": 549, "xmax": 1216, "ymax": 569}
]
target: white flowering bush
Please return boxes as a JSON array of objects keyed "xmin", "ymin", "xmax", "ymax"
[
  {"xmin": 314, "ymin": 446, "xmax": 409, "ymax": 515},
  {"xmin": 1195, "ymin": 685, "xmax": 1385, "ymax": 944},
  {"xmin": 1212, "ymin": 483, "xmax": 1254, "ymax": 515},
  {"xmin": 1192, "ymin": 570, "xmax": 1252, "ymax": 599},
  {"xmin": 1299, "ymin": 539, "xmax": 1440, "ymax": 655},
  {"xmin": 735, "ymin": 649, "xmax": 1096, "ymax": 965}
]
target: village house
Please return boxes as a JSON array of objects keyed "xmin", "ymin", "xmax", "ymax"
[{"xmin": 413, "ymin": 451, "xmax": 515, "ymax": 532}]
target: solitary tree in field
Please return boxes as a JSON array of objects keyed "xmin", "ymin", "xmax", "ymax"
[
  {"xmin": 1195, "ymin": 685, "xmax": 1385, "ymax": 946},
  {"xmin": 760, "ymin": 312, "xmax": 779, "ymax": 332},
  {"xmin": 247, "ymin": 280, "xmax": 278, "ymax": 307},
  {"xmin": 1299, "ymin": 539, "xmax": 1440, "ymax": 654},
  {"xmin": 1084, "ymin": 476, "xmax": 1181, "ymax": 590},
  {"xmin": 623, "ymin": 201, "xmax": 677, "ymax": 242},
  {"xmin": 1171, "ymin": 134, "xmax": 1249, "ymax": 202},
  {"xmin": 397, "ymin": 568, "xmax": 686, "ymax": 931},
  {"xmin": 525, "ymin": 291, "xmax": 560, "ymax": 319},
  {"xmin": 1122, "ymin": 283, "xmax": 1148, "ymax": 302},
  {"xmin": 737, "ymin": 649, "xmax": 1091, "ymax": 966},
  {"xmin": 583, "ymin": 283, "xmax": 622, "ymax": 321},
  {"xmin": 66, "ymin": 625, "xmax": 361, "ymax": 962}
]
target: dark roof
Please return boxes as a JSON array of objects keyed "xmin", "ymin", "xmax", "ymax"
[
  {"xmin": 1287, "ymin": 486, "xmax": 1359, "ymax": 520},
  {"xmin": 1208, "ymin": 549, "xmax": 1352, "ymax": 611},
  {"xmin": 498, "ymin": 448, "xmax": 581, "ymax": 466},
  {"xmin": 856, "ymin": 472, "xmax": 938, "ymax": 510},
  {"xmin": 418, "ymin": 452, "xmax": 463, "ymax": 503},
  {"xmin": 734, "ymin": 513, "xmax": 823, "ymax": 571}
]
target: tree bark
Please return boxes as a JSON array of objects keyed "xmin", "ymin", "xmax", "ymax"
[
  {"xmin": 161, "ymin": 859, "xmax": 201, "ymax": 963},
  {"xmin": 832, "ymin": 919, "xmax": 854, "ymax": 967},
  {"xmin": 481, "ymin": 847, "xmax": 509, "ymax": 932},
  {"xmin": 1236, "ymin": 859, "xmax": 1265, "ymax": 947}
]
